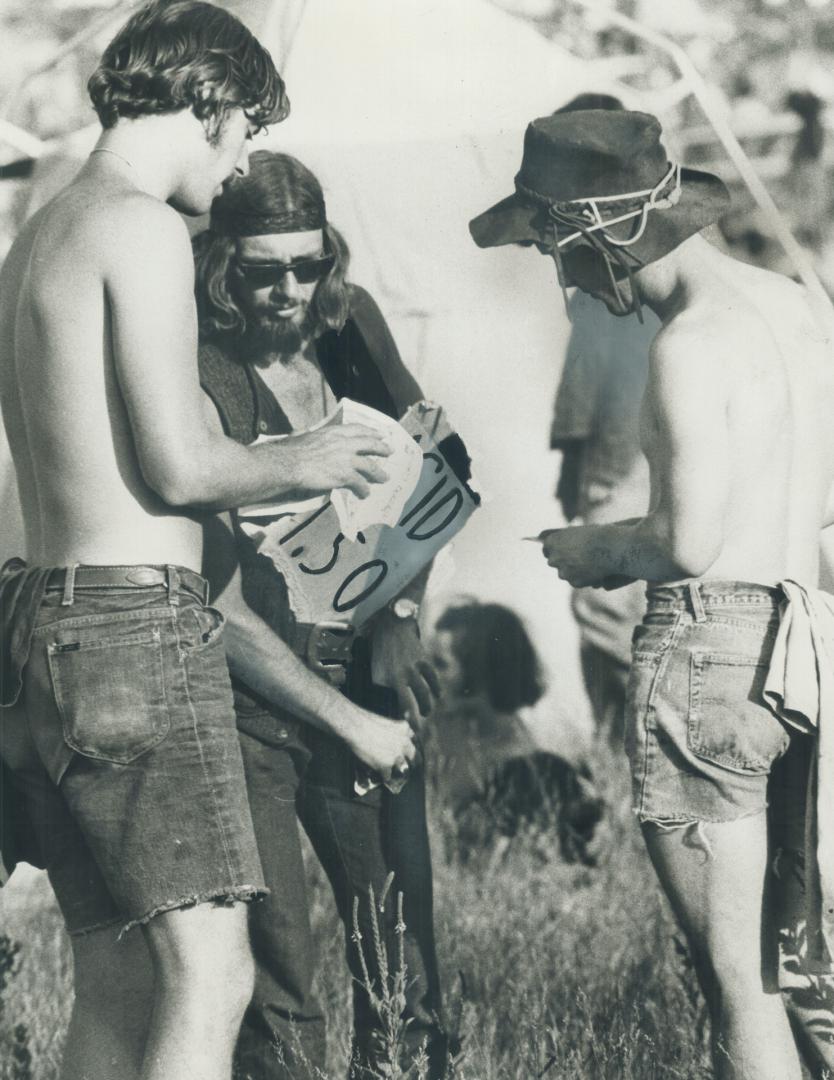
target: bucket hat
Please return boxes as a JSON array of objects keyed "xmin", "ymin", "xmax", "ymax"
[{"xmin": 469, "ymin": 110, "xmax": 730, "ymax": 314}]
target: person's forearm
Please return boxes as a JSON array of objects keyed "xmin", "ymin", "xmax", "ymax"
[
  {"xmin": 154, "ymin": 437, "xmax": 305, "ymax": 512},
  {"xmin": 369, "ymin": 564, "xmax": 431, "ymax": 641},
  {"xmin": 579, "ymin": 513, "xmax": 708, "ymax": 582},
  {"xmin": 222, "ymin": 602, "xmax": 364, "ymax": 743}
]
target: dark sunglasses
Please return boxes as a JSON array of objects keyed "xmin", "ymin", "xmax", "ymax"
[{"xmin": 235, "ymin": 252, "xmax": 335, "ymax": 288}]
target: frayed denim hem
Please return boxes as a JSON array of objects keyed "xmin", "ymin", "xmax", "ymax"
[
  {"xmin": 636, "ymin": 806, "xmax": 767, "ymax": 860},
  {"xmin": 117, "ymin": 884, "xmax": 268, "ymax": 939},
  {"xmin": 67, "ymin": 914, "xmax": 123, "ymax": 938}
]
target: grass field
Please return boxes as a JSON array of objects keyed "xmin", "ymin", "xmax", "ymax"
[{"xmin": 0, "ymin": 745, "xmax": 713, "ymax": 1079}]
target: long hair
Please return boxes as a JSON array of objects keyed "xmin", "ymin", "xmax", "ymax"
[
  {"xmin": 194, "ymin": 152, "xmax": 352, "ymax": 340},
  {"xmin": 88, "ymin": 1, "xmax": 288, "ymax": 136},
  {"xmin": 436, "ymin": 602, "xmax": 544, "ymax": 713}
]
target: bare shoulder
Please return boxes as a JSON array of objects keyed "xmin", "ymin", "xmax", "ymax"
[
  {"xmin": 7, "ymin": 186, "xmax": 192, "ymax": 293},
  {"xmin": 94, "ymin": 191, "xmax": 191, "ymax": 270},
  {"xmin": 649, "ymin": 309, "xmax": 733, "ymax": 386},
  {"xmin": 654, "ymin": 269, "xmax": 804, "ymax": 377},
  {"xmin": 742, "ymin": 266, "xmax": 824, "ymax": 341}
]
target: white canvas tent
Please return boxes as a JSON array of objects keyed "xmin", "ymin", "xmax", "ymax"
[
  {"xmin": 1, "ymin": 0, "xmax": 637, "ymax": 752},
  {"xmin": 267, "ymin": 0, "xmax": 606, "ymax": 749}
]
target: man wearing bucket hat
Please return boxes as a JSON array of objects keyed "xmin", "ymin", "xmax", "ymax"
[
  {"xmin": 471, "ymin": 109, "xmax": 834, "ymax": 1078},
  {"xmin": 546, "ymin": 95, "xmax": 659, "ymax": 750},
  {"xmin": 470, "ymin": 109, "xmax": 728, "ymax": 319}
]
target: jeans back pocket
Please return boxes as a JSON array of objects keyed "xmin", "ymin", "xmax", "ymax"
[
  {"xmin": 687, "ymin": 651, "xmax": 789, "ymax": 774},
  {"xmin": 48, "ymin": 623, "xmax": 170, "ymax": 765}
]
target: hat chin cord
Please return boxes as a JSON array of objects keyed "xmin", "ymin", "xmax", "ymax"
[{"xmin": 516, "ymin": 162, "xmax": 682, "ymax": 323}]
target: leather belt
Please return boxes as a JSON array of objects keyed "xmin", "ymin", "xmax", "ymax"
[
  {"xmin": 289, "ymin": 620, "xmax": 358, "ymax": 686},
  {"xmin": 44, "ymin": 565, "xmax": 209, "ymax": 605}
]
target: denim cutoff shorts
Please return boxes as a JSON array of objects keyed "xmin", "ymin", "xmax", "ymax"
[
  {"xmin": 3, "ymin": 566, "xmax": 266, "ymax": 935},
  {"xmin": 625, "ymin": 580, "xmax": 793, "ymax": 826}
]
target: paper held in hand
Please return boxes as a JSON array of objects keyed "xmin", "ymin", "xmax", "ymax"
[{"xmin": 239, "ymin": 398, "xmax": 479, "ymax": 630}]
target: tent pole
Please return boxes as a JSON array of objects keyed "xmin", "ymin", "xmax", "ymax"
[{"xmin": 566, "ymin": 0, "xmax": 829, "ymax": 308}]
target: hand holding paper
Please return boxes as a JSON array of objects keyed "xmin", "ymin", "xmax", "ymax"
[
  {"xmin": 329, "ymin": 399, "xmax": 423, "ymax": 540},
  {"xmin": 240, "ymin": 399, "xmax": 421, "ymax": 536},
  {"xmin": 238, "ymin": 398, "xmax": 479, "ymax": 630}
]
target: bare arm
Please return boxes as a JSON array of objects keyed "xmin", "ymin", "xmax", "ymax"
[
  {"xmin": 104, "ymin": 198, "xmax": 390, "ymax": 510},
  {"xmin": 207, "ymin": 510, "xmax": 417, "ymax": 777},
  {"xmin": 541, "ymin": 332, "xmax": 731, "ymax": 586}
]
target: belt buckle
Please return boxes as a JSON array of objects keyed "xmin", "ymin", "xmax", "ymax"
[
  {"xmin": 125, "ymin": 568, "xmax": 163, "ymax": 587},
  {"xmin": 306, "ymin": 621, "xmax": 356, "ymax": 686}
]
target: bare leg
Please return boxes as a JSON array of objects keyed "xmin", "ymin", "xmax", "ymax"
[
  {"xmin": 60, "ymin": 925, "xmax": 154, "ymax": 1080},
  {"xmin": 644, "ymin": 812, "xmax": 802, "ymax": 1080},
  {"xmin": 140, "ymin": 901, "xmax": 255, "ymax": 1080}
]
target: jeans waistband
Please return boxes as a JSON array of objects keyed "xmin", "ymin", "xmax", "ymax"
[
  {"xmin": 646, "ymin": 580, "xmax": 783, "ymax": 622},
  {"xmin": 43, "ymin": 564, "xmax": 209, "ymax": 607}
]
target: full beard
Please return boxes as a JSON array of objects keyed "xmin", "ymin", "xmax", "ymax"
[{"xmin": 245, "ymin": 304, "xmax": 320, "ymax": 360}]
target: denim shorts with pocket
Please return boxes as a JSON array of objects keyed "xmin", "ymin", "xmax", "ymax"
[
  {"xmin": 625, "ymin": 580, "xmax": 793, "ymax": 825},
  {"xmin": 2, "ymin": 568, "xmax": 266, "ymax": 935}
]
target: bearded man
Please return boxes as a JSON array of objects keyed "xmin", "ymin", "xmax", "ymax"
[{"xmin": 193, "ymin": 150, "xmax": 448, "ymax": 1080}]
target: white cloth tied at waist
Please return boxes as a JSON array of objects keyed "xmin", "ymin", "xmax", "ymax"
[{"xmin": 763, "ymin": 579, "xmax": 834, "ymax": 965}]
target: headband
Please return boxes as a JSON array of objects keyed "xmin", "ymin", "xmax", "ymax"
[{"xmin": 209, "ymin": 203, "xmax": 327, "ymax": 238}]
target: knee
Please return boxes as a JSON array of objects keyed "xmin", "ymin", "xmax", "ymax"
[
  {"xmin": 226, "ymin": 946, "xmax": 256, "ymax": 1010},
  {"xmin": 146, "ymin": 903, "xmax": 255, "ymax": 1017},
  {"xmin": 164, "ymin": 937, "xmax": 254, "ymax": 1006}
]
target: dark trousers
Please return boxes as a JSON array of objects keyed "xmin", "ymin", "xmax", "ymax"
[
  {"xmin": 234, "ymin": 715, "xmax": 446, "ymax": 1080},
  {"xmin": 580, "ymin": 640, "xmax": 630, "ymax": 749}
]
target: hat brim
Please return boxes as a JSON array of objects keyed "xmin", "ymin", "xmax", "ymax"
[
  {"xmin": 469, "ymin": 166, "xmax": 731, "ymax": 271},
  {"xmin": 469, "ymin": 192, "xmax": 545, "ymax": 249}
]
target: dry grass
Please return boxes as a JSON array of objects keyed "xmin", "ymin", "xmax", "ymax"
[{"xmin": 0, "ymin": 745, "xmax": 712, "ymax": 1079}]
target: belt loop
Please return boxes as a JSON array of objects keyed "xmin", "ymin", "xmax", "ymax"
[
  {"xmin": 688, "ymin": 580, "xmax": 707, "ymax": 623},
  {"xmin": 166, "ymin": 565, "xmax": 181, "ymax": 607},
  {"xmin": 61, "ymin": 563, "xmax": 78, "ymax": 607}
]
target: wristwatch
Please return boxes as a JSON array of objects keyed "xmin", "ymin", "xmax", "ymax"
[{"xmin": 388, "ymin": 596, "xmax": 420, "ymax": 622}]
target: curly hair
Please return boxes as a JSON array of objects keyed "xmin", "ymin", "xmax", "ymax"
[
  {"xmin": 88, "ymin": 0, "xmax": 288, "ymax": 137},
  {"xmin": 193, "ymin": 152, "xmax": 352, "ymax": 339},
  {"xmin": 436, "ymin": 602, "xmax": 544, "ymax": 713}
]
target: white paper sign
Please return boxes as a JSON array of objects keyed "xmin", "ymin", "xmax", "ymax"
[
  {"xmin": 329, "ymin": 399, "xmax": 424, "ymax": 541},
  {"xmin": 239, "ymin": 400, "xmax": 478, "ymax": 628},
  {"xmin": 239, "ymin": 397, "xmax": 422, "ymax": 538}
]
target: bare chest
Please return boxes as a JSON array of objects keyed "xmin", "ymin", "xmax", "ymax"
[{"xmin": 256, "ymin": 354, "xmax": 338, "ymax": 430}]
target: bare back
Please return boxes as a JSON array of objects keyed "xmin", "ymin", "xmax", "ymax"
[
  {"xmin": 0, "ymin": 164, "xmax": 203, "ymax": 569},
  {"xmin": 641, "ymin": 250, "xmax": 834, "ymax": 587}
]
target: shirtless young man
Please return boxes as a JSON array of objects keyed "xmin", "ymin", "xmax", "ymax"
[
  {"xmin": 470, "ymin": 110, "xmax": 834, "ymax": 1078},
  {"xmin": 0, "ymin": 4, "xmax": 411, "ymax": 1080}
]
